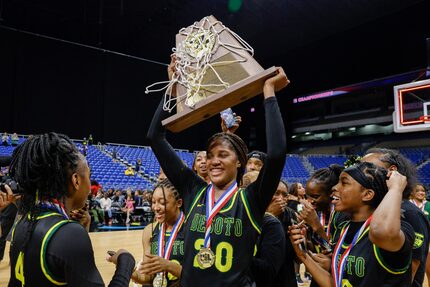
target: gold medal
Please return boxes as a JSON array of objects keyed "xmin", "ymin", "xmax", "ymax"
[
  {"xmin": 196, "ymin": 247, "xmax": 215, "ymax": 269},
  {"xmin": 153, "ymin": 273, "xmax": 167, "ymax": 287}
]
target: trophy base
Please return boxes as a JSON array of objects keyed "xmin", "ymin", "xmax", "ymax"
[{"xmin": 162, "ymin": 66, "xmax": 278, "ymax": 133}]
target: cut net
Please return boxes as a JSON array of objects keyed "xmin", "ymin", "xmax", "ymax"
[{"xmin": 145, "ymin": 17, "xmax": 254, "ymax": 112}]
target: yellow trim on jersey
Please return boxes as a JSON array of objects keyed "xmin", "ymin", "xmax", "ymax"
[
  {"xmin": 40, "ymin": 220, "xmax": 71, "ymax": 285},
  {"xmin": 185, "ymin": 186, "xmax": 207, "ymax": 223},
  {"xmin": 373, "ymin": 244, "xmax": 411, "ymax": 275},
  {"xmin": 219, "ymin": 191, "xmax": 239, "ymax": 213},
  {"xmin": 240, "ymin": 189, "xmax": 261, "ymax": 234}
]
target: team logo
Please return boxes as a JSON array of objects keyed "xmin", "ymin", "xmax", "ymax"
[{"xmin": 414, "ymin": 233, "xmax": 424, "ymax": 249}]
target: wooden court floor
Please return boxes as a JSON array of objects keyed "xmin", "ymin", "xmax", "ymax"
[
  {"xmin": 1, "ymin": 229, "xmax": 429, "ymax": 286},
  {"xmin": 0, "ymin": 230, "xmax": 143, "ymax": 286}
]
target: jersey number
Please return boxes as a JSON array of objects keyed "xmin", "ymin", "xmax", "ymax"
[
  {"xmin": 15, "ymin": 251, "xmax": 25, "ymax": 286},
  {"xmin": 342, "ymin": 279, "xmax": 352, "ymax": 287},
  {"xmin": 193, "ymin": 239, "xmax": 233, "ymax": 272}
]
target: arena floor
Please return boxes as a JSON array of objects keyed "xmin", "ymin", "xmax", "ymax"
[{"xmin": 0, "ymin": 230, "xmax": 428, "ymax": 287}]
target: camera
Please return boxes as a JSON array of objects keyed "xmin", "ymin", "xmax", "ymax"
[{"xmin": 0, "ymin": 176, "xmax": 22, "ymax": 195}]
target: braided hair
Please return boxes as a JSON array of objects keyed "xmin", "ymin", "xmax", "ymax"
[
  {"xmin": 9, "ymin": 132, "xmax": 83, "ymax": 253},
  {"xmin": 206, "ymin": 132, "xmax": 248, "ymax": 186},
  {"xmin": 308, "ymin": 164, "xmax": 344, "ymax": 196},
  {"xmin": 344, "ymin": 162, "xmax": 389, "ymax": 208},
  {"xmin": 365, "ymin": 148, "xmax": 417, "ymax": 199},
  {"xmin": 10, "ymin": 132, "xmax": 82, "ymax": 215}
]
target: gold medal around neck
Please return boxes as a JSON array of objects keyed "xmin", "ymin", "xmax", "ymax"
[
  {"xmin": 153, "ymin": 273, "xmax": 168, "ymax": 287},
  {"xmin": 196, "ymin": 247, "xmax": 215, "ymax": 269}
]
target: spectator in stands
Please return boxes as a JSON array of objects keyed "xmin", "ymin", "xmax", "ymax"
[
  {"xmin": 88, "ymin": 193, "xmax": 104, "ymax": 229},
  {"xmin": 107, "ymin": 188, "xmax": 115, "ymax": 198},
  {"xmin": 112, "ymin": 148, "xmax": 118, "ymax": 162},
  {"xmin": 122, "ymin": 191, "xmax": 135, "ymax": 224},
  {"xmin": 246, "ymin": 151, "xmax": 266, "ymax": 172},
  {"xmin": 135, "ymin": 159, "xmax": 142, "ymax": 173},
  {"xmin": 125, "ymin": 166, "xmax": 135, "ymax": 176},
  {"xmin": 11, "ymin": 133, "xmax": 19, "ymax": 146},
  {"xmin": 192, "ymin": 151, "xmax": 209, "ymax": 183},
  {"xmin": 362, "ymin": 148, "xmax": 430, "ymax": 287},
  {"xmin": 100, "ymin": 192, "xmax": 113, "ymax": 225},
  {"xmin": 134, "ymin": 190, "xmax": 143, "ymax": 208},
  {"xmin": 90, "ymin": 180, "xmax": 102, "ymax": 197},
  {"xmin": 88, "ymin": 134, "xmax": 93, "ymax": 145},
  {"xmin": 2, "ymin": 132, "xmax": 9, "ymax": 146}
]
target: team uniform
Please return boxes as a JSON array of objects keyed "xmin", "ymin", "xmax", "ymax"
[
  {"xmin": 332, "ymin": 219, "xmax": 414, "ymax": 287},
  {"xmin": 147, "ymin": 97, "xmax": 286, "ymax": 286},
  {"xmin": 150, "ymin": 222, "xmax": 185, "ymax": 286},
  {"xmin": 402, "ymin": 200, "xmax": 430, "ymax": 287},
  {"xmin": 252, "ymin": 213, "xmax": 286, "ymax": 287},
  {"xmin": 8, "ymin": 210, "xmax": 134, "ymax": 287}
]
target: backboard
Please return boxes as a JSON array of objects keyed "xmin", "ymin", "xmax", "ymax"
[{"xmin": 393, "ymin": 78, "xmax": 430, "ymax": 133}]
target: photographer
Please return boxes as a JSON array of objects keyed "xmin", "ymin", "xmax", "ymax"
[{"xmin": 0, "ymin": 164, "xmax": 19, "ymax": 264}]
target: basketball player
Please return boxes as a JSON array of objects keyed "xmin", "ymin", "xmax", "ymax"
[
  {"xmin": 147, "ymin": 57, "xmax": 289, "ymax": 285},
  {"xmin": 362, "ymin": 148, "xmax": 430, "ymax": 287},
  {"xmin": 7, "ymin": 133, "xmax": 135, "ymax": 287},
  {"xmin": 290, "ymin": 162, "xmax": 414, "ymax": 286},
  {"xmin": 133, "ymin": 179, "xmax": 185, "ymax": 286}
]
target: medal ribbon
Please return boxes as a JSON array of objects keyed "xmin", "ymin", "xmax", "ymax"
[
  {"xmin": 325, "ymin": 205, "xmax": 335, "ymax": 239},
  {"xmin": 331, "ymin": 215, "xmax": 372, "ymax": 287},
  {"xmin": 204, "ymin": 182, "xmax": 238, "ymax": 248},
  {"xmin": 158, "ymin": 211, "xmax": 185, "ymax": 260}
]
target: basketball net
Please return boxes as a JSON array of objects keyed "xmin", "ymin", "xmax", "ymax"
[{"xmin": 145, "ymin": 17, "xmax": 254, "ymax": 112}]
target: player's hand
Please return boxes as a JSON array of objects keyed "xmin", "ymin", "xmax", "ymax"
[
  {"xmin": 267, "ymin": 197, "xmax": 287, "ymax": 217},
  {"xmin": 139, "ymin": 254, "xmax": 171, "ymax": 275},
  {"xmin": 309, "ymin": 252, "xmax": 332, "ymax": 271},
  {"xmin": 0, "ymin": 184, "xmax": 18, "ymax": 209},
  {"xmin": 106, "ymin": 249, "xmax": 133, "ymax": 265},
  {"xmin": 386, "ymin": 170, "xmax": 407, "ymax": 194},
  {"xmin": 221, "ymin": 115, "xmax": 242, "ymax": 133},
  {"xmin": 299, "ymin": 199, "xmax": 320, "ymax": 232},
  {"xmin": 70, "ymin": 204, "xmax": 91, "ymax": 231},
  {"xmin": 288, "ymin": 224, "xmax": 307, "ymax": 260},
  {"xmin": 263, "ymin": 67, "xmax": 289, "ymax": 98}
]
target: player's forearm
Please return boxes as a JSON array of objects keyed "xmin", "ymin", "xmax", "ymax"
[{"xmin": 370, "ymin": 187, "xmax": 404, "ymax": 251}]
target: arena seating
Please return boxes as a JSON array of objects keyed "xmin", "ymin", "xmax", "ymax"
[
  {"xmin": 281, "ymin": 155, "xmax": 309, "ymax": 184},
  {"xmin": 79, "ymin": 144, "xmax": 153, "ymax": 190},
  {"xmin": 1, "ymin": 134, "xmax": 429, "ymax": 189},
  {"xmin": 307, "ymin": 155, "xmax": 348, "ymax": 170}
]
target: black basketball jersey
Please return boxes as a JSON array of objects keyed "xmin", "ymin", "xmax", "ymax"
[
  {"xmin": 332, "ymin": 220, "xmax": 414, "ymax": 287},
  {"xmin": 180, "ymin": 187, "xmax": 261, "ymax": 287},
  {"xmin": 401, "ymin": 200, "xmax": 430, "ymax": 287},
  {"xmin": 8, "ymin": 212, "xmax": 74, "ymax": 287},
  {"xmin": 150, "ymin": 222, "xmax": 185, "ymax": 285}
]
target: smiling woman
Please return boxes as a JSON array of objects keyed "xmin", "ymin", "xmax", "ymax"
[
  {"xmin": 289, "ymin": 162, "xmax": 415, "ymax": 287},
  {"xmin": 147, "ymin": 57, "xmax": 289, "ymax": 286}
]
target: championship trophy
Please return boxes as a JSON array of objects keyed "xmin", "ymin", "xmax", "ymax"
[{"xmin": 146, "ymin": 15, "xmax": 277, "ymax": 132}]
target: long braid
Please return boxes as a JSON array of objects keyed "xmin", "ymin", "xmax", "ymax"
[{"xmin": 9, "ymin": 132, "xmax": 82, "ymax": 253}]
